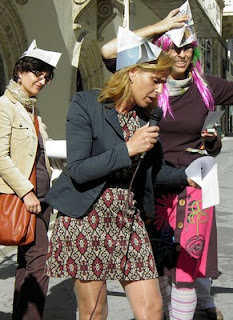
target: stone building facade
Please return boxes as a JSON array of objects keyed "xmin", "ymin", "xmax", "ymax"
[{"xmin": 0, "ymin": 0, "xmax": 231, "ymax": 138}]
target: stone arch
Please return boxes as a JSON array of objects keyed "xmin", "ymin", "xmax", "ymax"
[
  {"xmin": 0, "ymin": 0, "xmax": 27, "ymax": 91},
  {"xmin": 75, "ymin": 33, "xmax": 104, "ymax": 91},
  {"xmin": 0, "ymin": 44, "xmax": 6, "ymax": 96}
]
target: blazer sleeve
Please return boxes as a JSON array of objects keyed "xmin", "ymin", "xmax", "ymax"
[
  {"xmin": 66, "ymin": 92, "xmax": 131, "ymax": 184},
  {"xmin": 152, "ymin": 142, "xmax": 188, "ymax": 187},
  {"xmin": 156, "ymin": 161, "xmax": 188, "ymax": 186}
]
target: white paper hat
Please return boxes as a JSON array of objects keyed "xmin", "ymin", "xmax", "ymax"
[
  {"xmin": 116, "ymin": 27, "xmax": 162, "ymax": 71},
  {"xmin": 165, "ymin": 1, "xmax": 197, "ymax": 48},
  {"xmin": 20, "ymin": 40, "xmax": 62, "ymax": 68}
]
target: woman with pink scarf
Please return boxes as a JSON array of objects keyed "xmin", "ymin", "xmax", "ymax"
[{"xmin": 101, "ymin": 2, "xmax": 230, "ymax": 319}]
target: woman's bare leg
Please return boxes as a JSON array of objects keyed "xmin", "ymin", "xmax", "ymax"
[
  {"xmin": 121, "ymin": 278, "xmax": 163, "ymax": 320},
  {"xmin": 74, "ymin": 279, "xmax": 108, "ymax": 320}
]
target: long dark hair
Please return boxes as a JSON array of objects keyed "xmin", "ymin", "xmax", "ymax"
[{"xmin": 13, "ymin": 56, "xmax": 54, "ymax": 82}]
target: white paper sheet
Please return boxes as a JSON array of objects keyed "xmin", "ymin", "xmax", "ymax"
[
  {"xmin": 116, "ymin": 27, "xmax": 162, "ymax": 70},
  {"xmin": 45, "ymin": 140, "xmax": 67, "ymax": 159},
  {"xmin": 202, "ymin": 111, "xmax": 225, "ymax": 130},
  {"xmin": 185, "ymin": 156, "xmax": 219, "ymax": 209}
]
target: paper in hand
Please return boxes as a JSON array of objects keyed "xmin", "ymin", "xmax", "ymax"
[
  {"xmin": 202, "ymin": 111, "xmax": 225, "ymax": 131},
  {"xmin": 45, "ymin": 140, "xmax": 67, "ymax": 159},
  {"xmin": 165, "ymin": 1, "xmax": 197, "ymax": 48},
  {"xmin": 185, "ymin": 156, "xmax": 219, "ymax": 209}
]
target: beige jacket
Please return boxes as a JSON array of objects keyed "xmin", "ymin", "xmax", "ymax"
[{"xmin": 0, "ymin": 89, "xmax": 52, "ymax": 198}]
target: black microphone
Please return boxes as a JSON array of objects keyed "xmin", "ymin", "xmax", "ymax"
[{"xmin": 140, "ymin": 107, "xmax": 163, "ymax": 159}]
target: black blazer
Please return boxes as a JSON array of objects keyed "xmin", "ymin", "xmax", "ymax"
[{"xmin": 45, "ymin": 89, "xmax": 187, "ymax": 218}]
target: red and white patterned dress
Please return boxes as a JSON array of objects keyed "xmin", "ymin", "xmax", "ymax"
[{"xmin": 45, "ymin": 110, "xmax": 158, "ymax": 280}]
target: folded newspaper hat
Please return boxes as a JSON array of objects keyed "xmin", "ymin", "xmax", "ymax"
[
  {"xmin": 20, "ymin": 40, "xmax": 62, "ymax": 68},
  {"xmin": 116, "ymin": 26, "xmax": 162, "ymax": 71},
  {"xmin": 165, "ymin": 1, "xmax": 197, "ymax": 48}
]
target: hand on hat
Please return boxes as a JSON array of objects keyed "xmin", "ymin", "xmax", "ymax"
[
  {"xmin": 100, "ymin": 2, "xmax": 191, "ymax": 60},
  {"xmin": 152, "ymin": 8, "xmax": 189, "ymax": 35}
]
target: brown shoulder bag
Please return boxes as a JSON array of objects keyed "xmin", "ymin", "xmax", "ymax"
[{"xmin": 0, "ymin": 114, "xmax": 39, "ymax": 246}]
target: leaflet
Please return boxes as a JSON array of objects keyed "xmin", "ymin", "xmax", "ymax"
[
  {"xmin": 185, "ymin": 156, "xmax": 219, "ymax": 209},
  {"xmin": 45, "ymin": 140, "xmax": 67, "ymax": 159},
  {"xmin": 202, "ymin": 111, "xmax": 225, "ymax": 131}
]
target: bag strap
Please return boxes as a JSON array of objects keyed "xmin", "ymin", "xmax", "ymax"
[
  {"xmin": 29, "ymin": 113, "xmax": 40, "ymax": 190},
  {"xmin": 34, "ymin": 112, "xmax": 40, "ymax": 137}
]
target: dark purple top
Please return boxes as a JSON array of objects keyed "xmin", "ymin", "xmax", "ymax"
[
  {"xmin": 160, "ymin": 74, "xmax": 233, "ymax": 168},
  {"xmin": 103, "ymin": 58, "xmax": 232, "ymax": 168}
]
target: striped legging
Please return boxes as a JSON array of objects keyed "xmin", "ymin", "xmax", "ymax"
[
  {"xmin": 171, "ymin": 283, "xmax": 197, "ymax": 320},
  {"xmin": 159, "ymin": 277, "xmax": 197, "ymax": 320}
]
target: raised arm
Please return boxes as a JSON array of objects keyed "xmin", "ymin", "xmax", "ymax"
[{"xmin": 101, "ymin": 8, "xmax": 189, "ymax": 59}]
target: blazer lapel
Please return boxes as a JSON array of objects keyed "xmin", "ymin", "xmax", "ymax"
[
  {"xmin": 104, "ymin": 104, "xmax": 149, "ymax": 138},
  {"xmin": 104, "ymin": 104, "xmax": 124, "ymax": 139}
]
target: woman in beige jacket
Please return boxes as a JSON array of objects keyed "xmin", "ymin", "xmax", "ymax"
[{"xmin": 0, "ymin": 41, "xmax": 61, "ymax": 320}]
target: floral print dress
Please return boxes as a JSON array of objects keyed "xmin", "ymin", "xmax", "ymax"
[{"xmin": 45, "ymin": 110, "xmax": 158, "ymax": 281}]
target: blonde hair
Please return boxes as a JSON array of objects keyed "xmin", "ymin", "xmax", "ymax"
[{"xmin": 98, "ymin": 51, "xmax": 174, "ymax": 105}]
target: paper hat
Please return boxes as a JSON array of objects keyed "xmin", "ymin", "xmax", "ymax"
[
  {"xmin": 116, "ymin": 27, "xmax": 162, "ymax": 71},
  {"xmin": 20, "ymin": 40, "xmax": 62, "ymax": 68},
  {"xmin": 165, "ymin": 1, "xmax": 197, "ymax": 48}
]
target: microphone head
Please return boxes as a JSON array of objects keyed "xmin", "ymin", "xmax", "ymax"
[{"xmin": 150, "ymin": 107, "xmax": 163, "ymax": 122}]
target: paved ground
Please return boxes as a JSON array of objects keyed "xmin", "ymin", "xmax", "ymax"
[{"xmin": 0, "ymin": 136, "xmax": 233, "ymax": 320}]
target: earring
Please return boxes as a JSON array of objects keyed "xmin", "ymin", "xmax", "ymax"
[{"xmin": 130, "ymin": 78, "xmax": 134, "ymax": 84}]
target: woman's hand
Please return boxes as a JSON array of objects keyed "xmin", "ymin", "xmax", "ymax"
[
  {"xmin": 201, "ymin": 128, "xmax": 217, "ymax": 138},
  {"xmin": 153, "ymin": 8, "xmax": 189, "ymax": 35},
  {"xmin": 187, "ymin": 177, "xmax": 201, "ymax": 189},
  {"xmin": 126, "ymin": 124, "xmax": 159, "ymax": 157},
  {"xmin": 101, "ymin": 8, "xmax": 189, "ymax": 60},
  {"xmin": 23, "ymin": 191, "xmax": 41, "ymax": 214}
]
